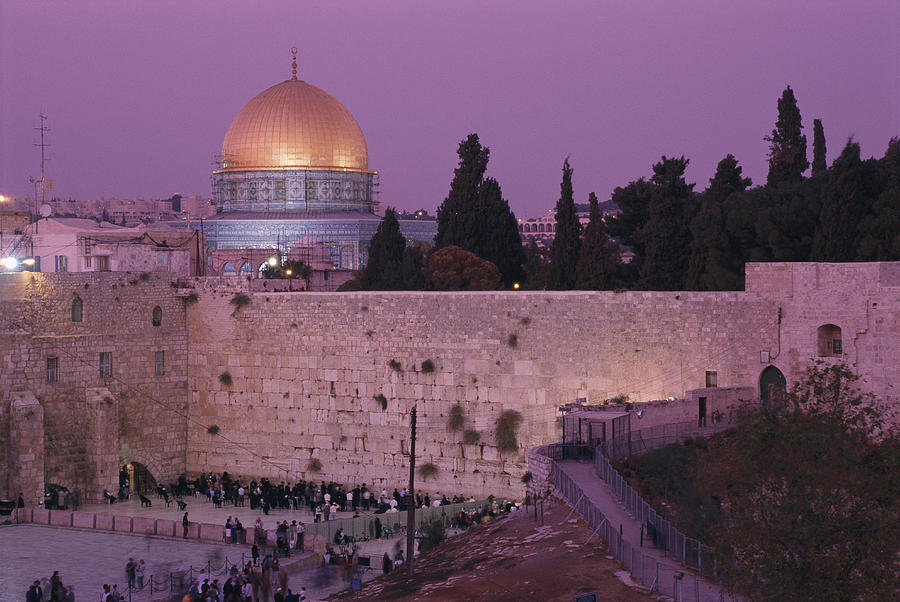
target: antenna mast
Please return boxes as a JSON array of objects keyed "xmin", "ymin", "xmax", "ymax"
[{"xmin": 34, "ymin": 113, "xmax": 51, "ymax": 204}]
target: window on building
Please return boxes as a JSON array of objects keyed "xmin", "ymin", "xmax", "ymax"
[
  {"xmin": 817, "ymin": 324, "xmax": 843, "ymax": 357},
  {"xmin": 96, "ymin": 256, "xmax": 110, "ymax": 272},
  {"xmin": 152, "ymin": 306, "xmax": 162, "ymax": 327},
  {"xmin": 71, "ymin": 297, "xmax": 83, "ymax": 322},
  {"xmin": 705, "ymin": 371, "xmax": 718, "ymax": 388},
  {"xmin": 154, "ymin": 351, "xmax": 165, "ymax": 376},
  {"xmin": 54, "ymin": 255, "xmax": 68, "ymax": 273},
  {"xmin": 84, "ymin": 256, "xmax": 92, "ymax": 269},
  {"xmin": 99, "ymin": 352, "xmax": 112, "ymax": 378},
  {"xmin": 46, "ymin": 356, "xmax": 58, "ymax": 383}
]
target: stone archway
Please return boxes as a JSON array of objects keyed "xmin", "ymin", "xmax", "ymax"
[
  {"xmin": 121, "ymin": 461, "xmax": 158, "ymax": 495},
  {"xmin": 760, "ymin": 365, "xmax": 786, "ymax": 402}
]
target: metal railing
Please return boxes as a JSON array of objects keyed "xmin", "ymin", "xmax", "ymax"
[
  {"xmin": 303, "ymin": 499, "xmax": 503, "ymax": 545},
  {"xmin": 601, "ymin": 419, "xmax": 737, "ymax": 462},
  {"xmin": 551, "ymin": 463, "xmax": 718, "ymax": 601},
  {"xmin": 594, "ymin": 453, "xmax": 716, "ymax": 578}
]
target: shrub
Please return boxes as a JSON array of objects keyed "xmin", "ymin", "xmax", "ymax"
[
  {"xmin": 495, "ymin": 410, "xmax": 523, "ymax": 453},
  {"xmin": 520, "ymin": 317, "xmax": 531, "ymax": 326},
  {"xmin": 521, "ymin": 471, "xmax": 533, "ymax": 484},
  {"xmin": 421, "ymin": 359, "xmax": 435, "ymax": 374},
  {"xmin": 507, "ymin": 333, "xmax": 518, "ymax": 348},
  {"xmin": 307, "ymin": 458, "xmax": 323, "ymax": 472},
  {"xmin": 388, "ymin": 359, "xmax": 402, "ymax": 372},
  {"xmin": 418, "ymin": 462, "xmax": 439, "ymax": 480},
  {"xmin": 418, "ymin": 520, "xmax": 446, "ymax": 552},
  {"xmin": 139, "ymin": 272, "xmax": 150, "ymax": 281},
  {"xmin": 375, "ymin": 393, "xmax": 388, "ymax": 410},
  {"xmin": 185, "ymin": 292, "xmax": 199, "ymax": 304},
  {"xmin": 218, "ymin": 371, "xmax": 233, "ymax": 386},
  {"xmin": 463, "ymin": 429, "xmax": 481, "ymax": 445},
  {"xmin": 230, "ymin": 293, "xmax": 251, "ymax": 312},
  {"xmin": 447, "ymin": 404, "xmax": 465, "ymax": 432},
  {"xmin": 207, "ymin": 425, "xmax": 220, "ymax": 435},
  {"xmin": 606, "ymin": 394, "xmax": 630, "ymax": 405}
]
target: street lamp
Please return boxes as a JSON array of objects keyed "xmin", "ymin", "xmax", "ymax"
[
  {"xmin": 267, "ymin": 256, "xmax": 278, "ymax": 267},
  {"xmin": 1, "ymin": 257, "xmax": 19, "ymax": 270}
]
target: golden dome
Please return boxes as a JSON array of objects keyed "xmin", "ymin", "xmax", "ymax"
[{"xmin": 219, "ymin": 78, "xmax": 369, "ymax": 172}]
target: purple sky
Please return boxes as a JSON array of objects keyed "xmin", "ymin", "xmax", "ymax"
[{"xmin": 2, "ymin": 1, "xmax": 898, "ymax": 219}]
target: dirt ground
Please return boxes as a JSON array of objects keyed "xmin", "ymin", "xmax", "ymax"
[{"xmin": 330, "ymin": 497, "xmax": 658, "ymax": 601}]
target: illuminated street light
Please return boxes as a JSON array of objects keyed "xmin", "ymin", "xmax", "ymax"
[
  {"xmin": 513, "ymin": 282, "xmax": 520, "ymax": 290},
  {"xmin": 22, "ymin": 258, "xmax": 36, "ymax": 266},
  {"xmin": 267, "ymin": 256, "xmax": 278, "ymax": 266},
  {"xmin": 0, "ymin": 194, "xmax": 8, "ymax": 202},
  {"xmin": 1, "ymin": 257, "xmax": 19, "ymax": 270},
  {"xmin": 285, "ymin": 269, "xmax": 293, "ymax": 276}
]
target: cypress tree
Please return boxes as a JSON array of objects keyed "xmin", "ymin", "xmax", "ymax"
[
  {"xmin": 812, "ymin": 140, "xmax": 869, "ymax": 261},
  {"xmin": 812, "ymin": 118, "xmax": 827, "ymax": 177},
  {"xmin": 857, "ymin": 138, "xmax": 900, "ymax": 260},
  {"xmin": 548, "ymin": 158, "xmax": 582, "ymax": 289},
  {"xmin": 606, "ymin": 178, "xmax": 653, "ymax": 288},
  {"xmin": 766, "ymin": 86, "xmax": 809, "ymax": 186},
  {"xmin": 639, "ymin": 156, "xmax": 696, "ymax": 290},
  {"xmin": 575, "ymin": 192, "xmax": 617, "ymax": 289},
  {"xmin": 360, "ymin": 208, "xmax": 407, "ymax": 290},
  {"xmin": 685, "ymin": 154, "xmax": 751, "ymax": 290},
  {"xmin": 435, "ymin": 134, "xmax": 524, "ymax": 286},
  {"xmin": 436, "ymin": 134, "xmax": 489, "ymax": 250}
]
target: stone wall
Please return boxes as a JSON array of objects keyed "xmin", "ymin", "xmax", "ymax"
[
  {"xmin": 0, "ymin": 272, "xmax": 189, "ymax": 502},
  {"xmin": 182, "ymin": 284, "xmax": 778, "ymax": 497},
  {"xmin": 2, "ymin": 262, "xmax": 897, "ymax": 503}
]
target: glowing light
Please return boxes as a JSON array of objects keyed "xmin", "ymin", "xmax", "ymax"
[
  {"xmin": 0, "ymin": 194, "xmax": 8, "ymax": 202},
  {"xmin": 284, "ymin": 269, "xmax": 293, "ymax": 276},
  {"xmin": 1, "ymin": 257, "xmax": 18, "ymax": 269},
  {"xmin": 513, "ymin": 282, "xmax": 520, "ymax": 290},
  {"xmin": 267, "ymin": 257, "xmax": 278, "ymax": 266},
  {"xmin": 22, "ymin": 258, "xmax": 36, "ymax": 266}
]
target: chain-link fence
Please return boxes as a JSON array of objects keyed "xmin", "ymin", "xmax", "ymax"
[
  {"xmin": 594, "ymin": 453, "xmax": 717, "ymax": 578},
  {"xmin": 551, "ymin": 464, "xmax": 725, "ymax": 602}
]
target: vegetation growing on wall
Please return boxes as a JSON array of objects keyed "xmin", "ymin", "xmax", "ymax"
[
  {"xmin": 418, "ymin": 462, "xmax": 439, "ymax": 480},
  {"xmin": 521, "ymin": 471, "xmax": 533, "ymax": 484},
  {"xmin": 374, "ymin": 394, "xmax": 388, "ymax": 410},
  {"xmin": 218, "ymin": 372, "xmax": 233, "ymax": 386},
  {"xmin": 447, "ymin": 404, "xmax": 465, "ymax": 432},
  {"xmin": 463, "ymin": 429, "xmax": 481, "ymax": 445},
  {"xmin": 420, "ymin": 359, "xmax": 435, "ymax": 373},
  {"xmin": 206, "ymin": 425, "xmax": 220, "ymax": 435},
  {"xmin": 230, "ymin": 293, "xmax": 251, "ymax": 314},
  {"xmin": 307, "ymin": 458, "xmax": 323, "ymax": 473},
  {"xmin": 495, "ymin": 409, "xmax": 523, "ymax": 453},
  {"xmin": 507, "ymin": 333, "xmax": 518, "ymax": 348},
  {"xmin": 388, "ymin": 359, "xmax": 402, "ymax": 372}
]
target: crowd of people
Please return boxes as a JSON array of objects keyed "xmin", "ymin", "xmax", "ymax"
[
  {"xmin": 25, "ymin": 572, "xmax": 73, "ymax": 601},
  {"xmin": 162, "ymin": 471, "xmax": 480, "ymax": 519}
]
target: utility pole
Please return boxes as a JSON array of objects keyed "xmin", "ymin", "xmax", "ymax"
[{"xmin": 406, "ymin": 405, "xmax": 416, "ymax": 578}]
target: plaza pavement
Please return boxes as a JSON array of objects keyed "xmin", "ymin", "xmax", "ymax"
[{"xmin": 0, "ymin": 494, "xmax": 410, "ymax": 602}]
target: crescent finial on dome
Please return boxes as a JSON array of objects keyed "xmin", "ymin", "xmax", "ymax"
[{"xmin": 291, "ymin": 47, "xmax": 298, "ymax": 80}]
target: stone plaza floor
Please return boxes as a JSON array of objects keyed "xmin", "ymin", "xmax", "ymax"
[{"xmin": 0, "ymin": 521, "xmax": 405, "ymax": 601}]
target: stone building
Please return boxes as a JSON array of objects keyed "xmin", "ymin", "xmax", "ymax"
[
  {"xmin": 171, "ymin": 51, "xmax": 437, "ymax": 271},
  {"xmin": 0, "ymin": 262, "xmax": 897, "ymax": 506}
]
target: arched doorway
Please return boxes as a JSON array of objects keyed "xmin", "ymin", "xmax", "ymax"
[
  {"xmin": 121, "ymin": 462, "xmax": 158, "ymax": 496},
  {"xmin": 760, "ymin": 366, "xmax": 786, "ymax": 403},
  {"xmin": 222, "ymin": 262, "xmax": 236, "ymax": 275}
]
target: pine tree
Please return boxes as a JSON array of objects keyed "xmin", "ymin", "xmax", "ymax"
[
  {"xmin": 812, "ymin": 118, "xmax": 827, "ymax": 177},
  {"xmin": 685, "ymin": 154, "xmax": 751, "ymax": 290},
  {"xmin": 360, "ymin": 209, "xmax": 407, "ymax": 290},
  {"xmin": 548, "ymin": 158, "xmax": 582, "ymax": 289},
  {"xmin": 606, "ymin": 178, "xmax": 653, "ymax": 288},
  {"xmin": 435, "ymin": 134, "xmax": 524, "ymax": 286},
  {"xmin": 766, "ymin": 86, "xmax": 809, "ymax": 186},
  {"xmin": 639, "ymin": 156, "xmax": 696, "ymax": 290},
  {"xmin": 575, "ymin": 192, "xmax": 617, "ymax": 289}
]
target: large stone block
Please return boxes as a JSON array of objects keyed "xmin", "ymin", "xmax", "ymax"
[{"xmin": 95, "ymin": 514, "xmax": 114, "ymax": 531}]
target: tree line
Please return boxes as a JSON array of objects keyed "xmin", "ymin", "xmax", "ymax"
[{"xmin": 347, "ymin": 86, "xmax": 899, "ymax": 291}]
